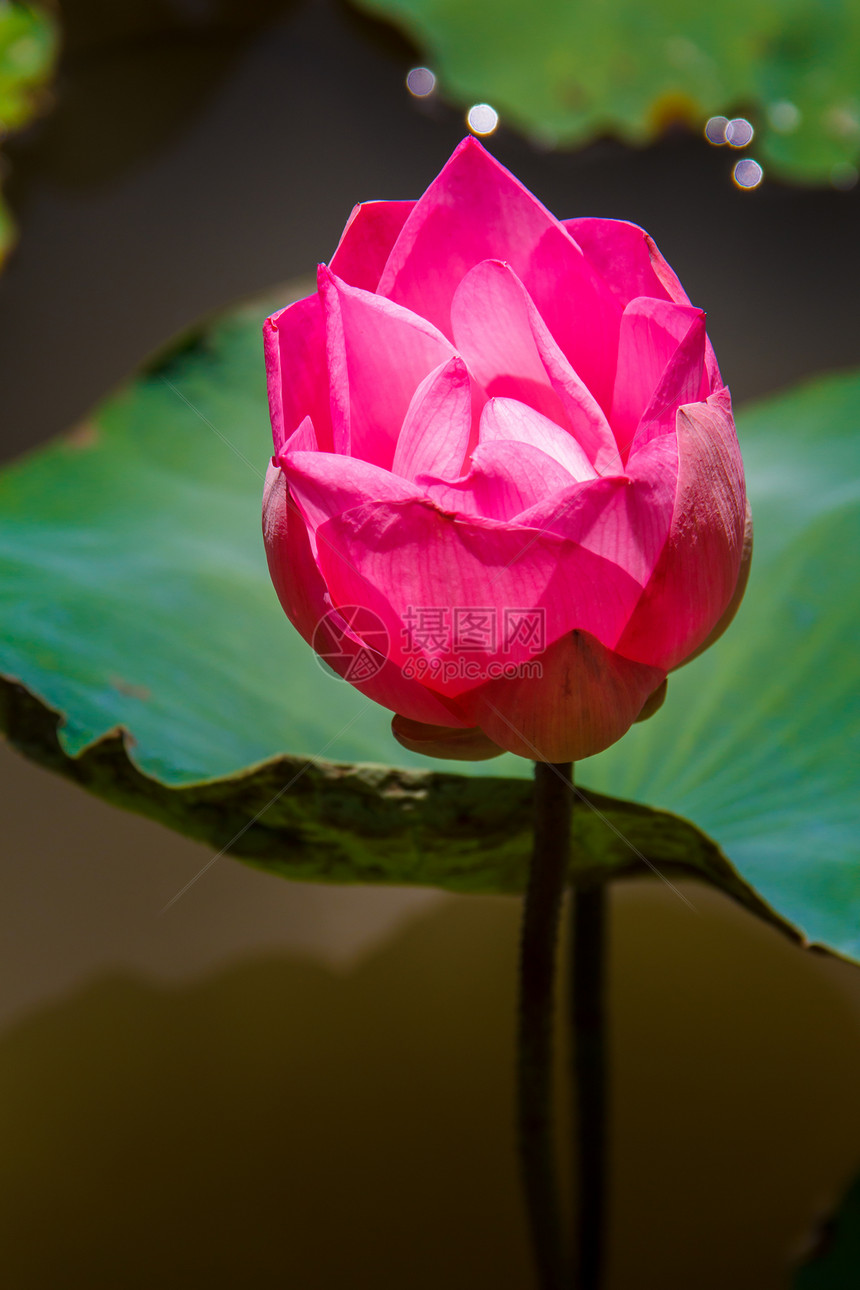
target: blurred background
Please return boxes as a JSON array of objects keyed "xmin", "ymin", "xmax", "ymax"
[{"xmin": 1, "ymin": 1, "xmax": 860, "ymax": 1285}]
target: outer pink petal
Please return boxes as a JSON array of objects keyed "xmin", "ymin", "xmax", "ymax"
[
  {"xmin": 262, "ymin": 460, "xmax": 328, "ymax": 646},
  {"xmin": 610, "ymin": 298, "xmax": 706, "ymax": 458},
  {"xmin": 264, "ymin": 294, "xmax": 333, "ymax": 454},
  {"xmin": 479, "ymin": 397, "xmax": 597, "ymax": 481},
  {"xmin": 451, "ymin": 260, "xmax": 622, "ymax": 474},
  {"xmin": 329, "ymin": 200, "xmax": 415, "ymax": 291},
  {"xmin": 262, "ymin": 461, "xmax": 465, "ymax": 727},
  {"xmin": 318, "ymin": 266, "xmax": 455, "ymax": 468},
  {"xmin": 419, "ymin": 439, "xmax": 576, "ymax": 521},
  {"xmin": 682, "ymin": 497, "xmax": 753, "ymax": 665},
  {"xmin": 450, "ymin": 261, "xmax": 567, "ymax": 425},
  {"xmin": 617, "ymin": 389, "xmax": 747, "ymax": 670},
  {"xmin": 563, "ymin": 217, "xmax": 687, "ymax": 307},
  {"xmin": 517, "ymin": 221, "xmax": 621, "ymax": 413},
  {"xmin": 626, "ymin": 310, "xmax": 708, "ymax": 457},
  {"xmin": 377, "ymin": 137, "xmax": 564, "ymax": 338},
  {"xmin": 314, "ymin": 498, "xmax": 643, "ymax": 697},
  {"xmin": 512, "ymin": 431, "xmax": 678, "ymax": 587},
  {"xmin": 462, "ymin": 629, "xmax": 665, "ymax": 762},
  {"xmin": 279, "ymin": 448, "xmax": 423, "ymax": 545},
  {"xmin": 391, "ymin": 356, "xmax": 473, "ymax": 482},
  {"xmin": 565, "ymin": 216, "xmax": 722, "ymax": 389}
]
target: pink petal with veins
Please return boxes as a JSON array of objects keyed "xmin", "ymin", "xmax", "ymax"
[
  {"xmin": 391, "ymin": 355, "xmax": 473, "ymax": 482},
  {"xmin": 378, "ymin": 138, "xmax": 563, "ymax": 337},
  {"xmin": 280, "ymin": 447, "xmax": 423, "ymax": 547},
  {"xmin": 419, "ymin": 439, "xmax": 576, "ymax": 522},
  {"xmin": 618, "ymin": 389, "xmax": 747, "ymax": 669},
  {"xmin": 451, "ymin": 260, "xmax": 622, "ymax": 473},
  {"xmin": 264, "ymin": 293, "xmax": 333, "ymax": 453},
  {"xmin": 479, "ymin": 397, "xmax": 597, "ymax": 481},
  {"xmin": 318, "ymin": 266, "xmax": 455, "ymax": 467},
  {"xmin": 262, "ymin": 461, "xmax": 466, "ymax": 726},
  {"xmin": 517, "ymin": 221, "xmax": 621, "ymax": 412},
  {"xmin": 513, "ymin": 430, "xmax": 677, "ymax": 587},
  {"xmin": 315, "ymin": 499, "xmax": 642, "ymax": 696},
  {"xmin": 610, "ymin": 298, "xmax": 707, "ymax": 458},
  {"xmin": 463, "ymin": 629, "xmax": 665, "ymax": 762},
  {"xmin": 566, "ymin": 217, "xmax": 721, "ymax": 388},
  {"xmin": 329, "ymin": 200, "xmax": 415, "ymax": 291}
]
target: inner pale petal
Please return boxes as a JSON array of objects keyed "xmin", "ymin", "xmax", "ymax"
[
  {"xmin": 479, "ymin": 397, "xmax": 598, "ymax": 482},
  {"xmin": 450, "ymin": 259, "xmax": 622, "ymax": 474},
  {"xmin": 418, "ymin": 439, "xmax": 576, "ymax": 522},
  {"xmin": 391, "ymin": 356, "xmax": 474, "ymax": 483},
  {"xmin": 610, "ymin": 297, "xmax": 706, "ymax": 458},
  {"xmin": 319, "ymin": 267, "xmax": 455, "ymax": 469}
]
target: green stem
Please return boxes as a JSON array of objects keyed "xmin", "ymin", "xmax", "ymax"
[
  {"xmin": 517, "ymin": 759, "xmax": 572, "ymax": 1290},
  {"xmin": 570, "ymin": 883, "xmax": 609, "ymax": 1290}
]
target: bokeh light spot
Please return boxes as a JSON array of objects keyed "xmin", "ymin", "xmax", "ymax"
[
  {"xmin": 726, "ymin": 118, "xmax": 754, "ymax": 147},
  {"xmin": 733, "ymin": 158, "xmax": 763, "ymax": 189},
  {"xmin": 406, "ymin": 67, "xmax": 436, "ymax": 98},
  {"xmin": 466, "ymin": 103, "xmax": 499, "ymax": 135},
  {"xmin": 704, "ymin": 116, "xmax": 729, "ymax": 145}
]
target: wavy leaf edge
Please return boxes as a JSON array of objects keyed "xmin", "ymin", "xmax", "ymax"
[{"xmin": 0, "ymin": 671, "xmax": 811, "ymax": 952}]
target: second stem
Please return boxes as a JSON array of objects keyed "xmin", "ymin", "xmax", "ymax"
[{"xmin": 571, "ymin": 881, "xmax": 608, "ymax": 1290}]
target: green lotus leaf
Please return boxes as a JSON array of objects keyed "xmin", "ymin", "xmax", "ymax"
[
  {"xmin": 352, "ymin": 0, "xmax": 860, "ymax": 185},
  {"xmin": 0, "ymin": 296, "xmax": 856, "ymax": 954}
]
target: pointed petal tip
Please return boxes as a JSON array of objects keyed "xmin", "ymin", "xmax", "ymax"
[
  {"xmin": 443, "ymin": 351, "xmax": 470, "ymax": 381},
  {"xmin": 456, "ymin": 134, "xmax": 486, "ymax": 156},
  {"xmin": 316, "ymin": 262, "xmax": 335, "ymax": 291}
]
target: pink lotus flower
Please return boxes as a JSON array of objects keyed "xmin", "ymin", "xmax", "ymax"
[{"xmin": 263, "ymin": 139, "xmax": 750, "ymax": 763}]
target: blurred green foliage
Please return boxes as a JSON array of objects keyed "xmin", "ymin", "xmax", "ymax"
[
  {"xmin": 0, "ymin": 0, "xmax": 58, "ymax": 261},
  {"xmin": 355, "ymin": 0, "xmax": 860, "ymax": 184}
]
